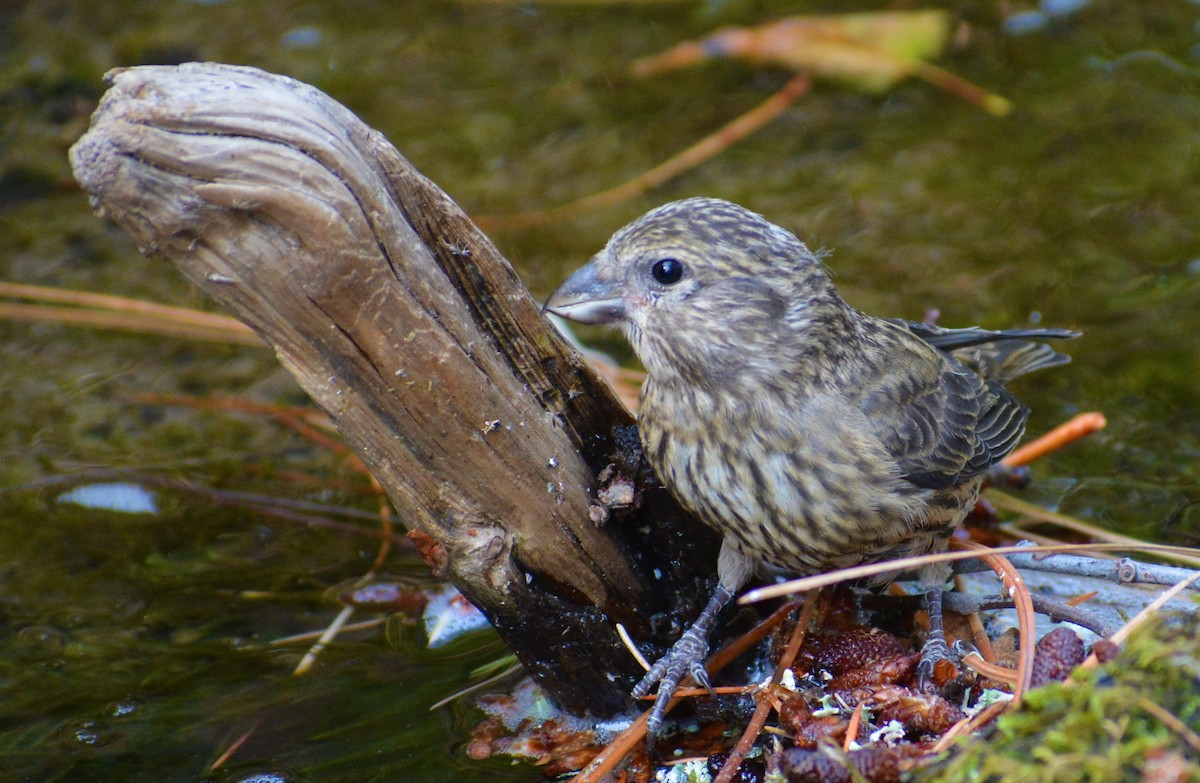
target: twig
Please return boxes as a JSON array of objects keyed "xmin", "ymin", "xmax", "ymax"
[
  {"xmin": 1136, "ymin": 696, "xmax": 1200, "ymax": 753},
  {"xmin": 953, "ymin": 546, "xmax": 1200, "ymax": 592},
  {"xmin": 295, "ymin": 482, "xmax": 398, "ymax": 675},
  {"xmin": 642, "ymin": 685, "xmax": 755, "ymax": 699},
  {"xmin": 942, "ymin": 592, "xmax": 1121, "ymax": 638},
  {"xmin": 265, "ymin": 618, "xmax": 386, "ymax": 645},
  {"xmin": 1077, "ymin": 570, "xmax": 1200, "ymax": 672},
  {"xmin": 24, "ymin": 469, "xmax": 408, "ymax": 545},
  {"xmin": 995, "ymin": 523, "xmax": 1114, "ymax": 558},
  {"xmin": 616, "ymin": 622, "xmax": 653, "ymax": 670},
  {"xmin": 428, "ymin": 661, "xmax": 524, "ymax": 711},
  {"xmin": 740, "ymin": 542, "xmax": 1200, "ymax": 604},
  {"xmin": 293, "ymin": 603, "xmax": 356, "ymax": 675}
]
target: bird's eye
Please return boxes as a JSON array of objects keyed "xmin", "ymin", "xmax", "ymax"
[{"xmin": 650, "ymin": 258, "xmax": 684, "ymax": 285}]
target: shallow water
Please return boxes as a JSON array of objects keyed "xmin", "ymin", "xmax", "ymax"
[{"xmin": 2, "ymin": 1, "xmax": 1198, "ymax": 780}]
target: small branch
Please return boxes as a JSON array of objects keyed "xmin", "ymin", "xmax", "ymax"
[
  {"xmin": 1077, "ymin": 570, "xmax": 1200, "ymax": 671},
  {"xmin": 943, "ymin": 592, "xmax": 1121, "ymax": 638},
  {"xmin": 741, "ymin": 542, "xmax": 1200, "ymax": 604},
  {"xmin": 954, "ymin": 547, "xmax": 1200, "ymax": 594}
]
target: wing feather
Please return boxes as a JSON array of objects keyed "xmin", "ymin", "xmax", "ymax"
[{"xmin": 856, "ymin": 321, "xmax": 1030, "ymax": 490}]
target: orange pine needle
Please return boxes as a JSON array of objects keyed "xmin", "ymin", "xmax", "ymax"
[
  {"xmin": 0, "ymin": 281, "xmax": 260, "ymax": 345},
  {"xmin": 0, "ymin": 301, "xmax": 261, "ymax": 346},
  {"xmin": 208, "ymin": 722, "xmax": 260, "ymax": 771},
  {"xmin": 843, "ymin": 702, "xmax": 865, "ymax": 751},
  {"xmin": 953, "ymin": 541, "xmax": 1034, "ymax": 704},
  {"xmin": 954, "ymin": 574, "xmax": 996, "ymax": 661},
  {"xmin": 712, "ymin": 591, "xmax": 819, "ymax": 783},
  {"xmin": 1065, "ymin": 590, "xmax": 1099, "ymax": 607},
  {"xmin": 1002, "ymin": 411, "xmax": 1107, "ymax": 468},
  {"xmin": 477, "ymin": 73, "xmax": 812, "ymax": 231},
  {"xmin": 960, "ymin": 652, "xmax": 1020, "ymax": 685},
  {"xmin": 570, "ymin": 600, "xmax": 800, "ymax": 783}
]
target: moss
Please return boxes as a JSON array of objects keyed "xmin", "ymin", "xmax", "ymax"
[{"xmin": 932, "ymin": 607, "xmax": 1200, "ymax": 783}]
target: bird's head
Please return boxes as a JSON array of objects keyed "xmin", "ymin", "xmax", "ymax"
[{"xmin": 545, "ymin": 198, "xmax": 843, "ymax": 386}]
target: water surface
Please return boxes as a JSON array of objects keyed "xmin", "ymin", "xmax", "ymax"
[{"xmin": 2, "ymin": 1, "xmax": 1198, "ymax": 780}]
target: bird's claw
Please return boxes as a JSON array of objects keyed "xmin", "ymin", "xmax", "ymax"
[
  {"xmin": 916, "ymin": 631, "xmax": 954, "ymax": 692},
  {"xmin": 632, "ymin": 626, "xmax": 711, "ymax": 749}
]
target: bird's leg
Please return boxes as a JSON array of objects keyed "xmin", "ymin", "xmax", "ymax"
[
  {"xmin": 632, "ymin": 539, "xmax": 753, "ymax": 748},
  {"xmin": 916, "ymin": 563, "xmax": 954, "ymax": 691},
  {"xmin": 632, "ymin": 581, "xmax": 733, "ymax": 746}
]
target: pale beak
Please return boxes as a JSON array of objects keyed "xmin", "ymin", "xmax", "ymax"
[{"xmin": 543, "ymin": 262, "xmax": 628, "ymax": 325}]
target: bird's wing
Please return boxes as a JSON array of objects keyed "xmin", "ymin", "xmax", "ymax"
[{"xmin": 857, "ymin": 326, "xmax": 1029, "ymax": 490}]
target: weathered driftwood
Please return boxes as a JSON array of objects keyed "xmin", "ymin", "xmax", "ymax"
[{"xmin": 69, "ymin": 62, "xmax": 716, "ymax": 715}]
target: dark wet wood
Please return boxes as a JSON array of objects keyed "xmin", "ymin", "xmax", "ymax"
[{"xmin": 69, "ymin": 62, "xmax": 716, "ymax": 714}]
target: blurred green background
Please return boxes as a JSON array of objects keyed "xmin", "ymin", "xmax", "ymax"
[{"xmin": 1, "ymin": 1, "xmax": 1198, "ymax": 780}]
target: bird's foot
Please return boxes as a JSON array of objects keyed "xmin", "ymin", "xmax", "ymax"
[
  {"xmin": 631, "ymin": 624, "xmax": 712, "ymax": 751},
  {"xmin": 916, "ymin": 630, "xmax": 956, "ymax": 693}
]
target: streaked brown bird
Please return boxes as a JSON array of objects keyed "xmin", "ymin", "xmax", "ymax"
[{"xmin": 545, "ymin": 197, "xmax": 1075, "ymax": 741}]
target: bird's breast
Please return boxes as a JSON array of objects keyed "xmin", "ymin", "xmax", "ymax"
[{"xmin": 638, "ymin": 382, "xmax": 968, "ymax": 575}]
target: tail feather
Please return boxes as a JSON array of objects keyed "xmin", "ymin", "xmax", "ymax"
[
  {"xmin": 952, "ymin": 341, "xmax": 1071, "ymax": 383},
  {"xmin": 889, "ymin": 319, "xmax": 1079, "ymax": 383}
]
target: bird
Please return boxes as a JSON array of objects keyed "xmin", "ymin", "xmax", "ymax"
[{"xmin": 543, "ymin": 197, "xmax": 1076, "ymax": 743}]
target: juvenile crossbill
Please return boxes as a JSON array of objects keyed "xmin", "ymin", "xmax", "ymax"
[{"xmin": 545, "ymin": 198, "xmax": 1075, "ymax": 740}]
